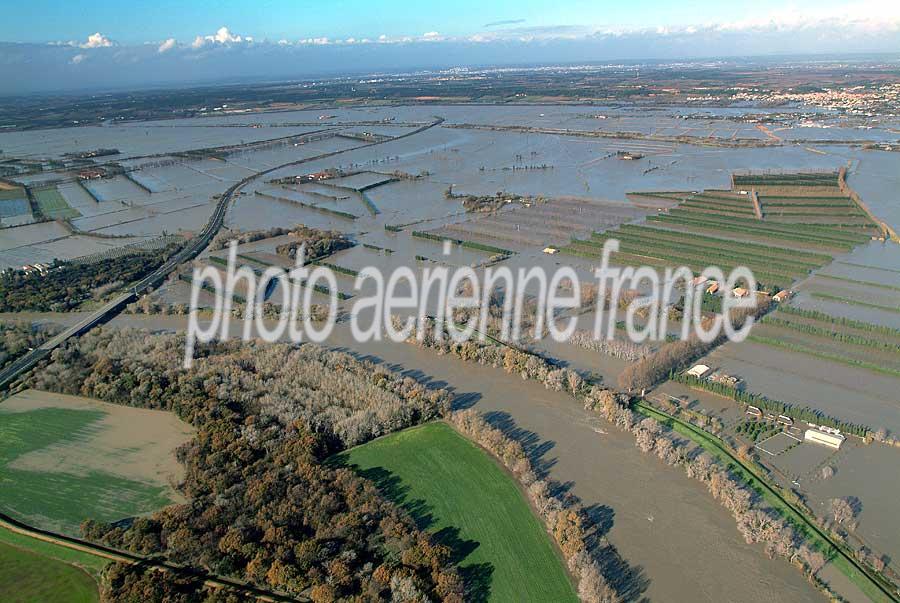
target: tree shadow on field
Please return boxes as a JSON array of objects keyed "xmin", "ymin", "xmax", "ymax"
[
  {"xmin": 348, "ymin": 465, "xmax": 494, "ymax": 602},
  {"xmin": 433, "ymin": 526, "xmax": 494, "ymax": 602},
  {"xmin": 477, "ymin": 410, "xmax": 651, "ymax": 602}
]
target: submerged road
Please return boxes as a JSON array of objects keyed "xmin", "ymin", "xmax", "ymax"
[{"xmin": 0, "ymin": 117, "xmax": 443, "ymax": 393}]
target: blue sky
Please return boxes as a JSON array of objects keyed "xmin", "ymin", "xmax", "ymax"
[
  {"xmin": 2, "ymin": 0, "xmax": 894, "ymax": 44},
  {"xmin": 2, "ymin": 1, "xmax": 899, "ymax": 93}
]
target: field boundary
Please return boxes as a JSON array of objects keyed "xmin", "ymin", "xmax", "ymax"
[{"xmin": 0, "ymin": 512, "xmax": 303, "ymax": 601}]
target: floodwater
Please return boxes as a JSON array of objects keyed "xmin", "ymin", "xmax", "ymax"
[
  {"xmin": 708, "ymin": 341, "xmax": 900, "ymax": 434},
  {"xmin": 804, "ymin": 441, "xmax": 900, "ymax": 575},
  {"xmin": 69, "ymin": 312, "xmax": 821, "ymax": 603},
  {"xmin": 2, "ymin": 102, "xmax": 899, "ymax": 599},
  {"xmin": 5, "ymin": 104, "xmax": 899, "ymax": 270}
]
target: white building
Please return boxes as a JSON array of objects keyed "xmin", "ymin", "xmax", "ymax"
[
  {"xmin": 804, "ymin": 428, "xmax": 845, "ymax": 449},
  {"xmin": 685, "ymin": 364, "xmax": 711, "ymax": 379}
]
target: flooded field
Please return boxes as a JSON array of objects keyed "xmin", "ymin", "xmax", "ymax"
[
  {"xmin": 5, "ymin": 104, "xmax": 899, "ymax": 272},
  {"xmin": 804, "ymin": 442, "xmax": 900, "ymax": 575},
  {"xmin": 2, "ymin": 101, "xmax": 899, "ymax": 600},
  {"xmin": 706, "ymin": 341, "xmax": 900, "ymax": 433}
]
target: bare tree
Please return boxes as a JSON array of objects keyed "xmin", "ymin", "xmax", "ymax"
[
  {"xmin": 578, "ymin": 562, "xmax": 620, "ymax": 603},
  {"xmin": 830, "ymin": 497, "xmax": 855, "ymax": 526}
]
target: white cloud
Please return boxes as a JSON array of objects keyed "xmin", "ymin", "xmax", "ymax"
[
  {"xmin": 80, "ymin": 32, "xmax": 114, "ymax": 48},
  {"xmin": 192, "ymin": 26, "xmax": 249, "ymax": 49},
  {"xmin": 712, "ymin": 2, "xmax": 900, "ymax": 34},
  {"xmin": 157, "ymin": 38, "xmax": 177, "ymax": 53},
  {"xmin": 70, "ymin": 53, "xmax": 86, "ymax": 64},
  {"xmin": 44, "ymin": 3, "xmax": 900, "ymax": 59},
  {"xmin": 467, "ymin": 3, "xmax": 900, "ymax": 42}
]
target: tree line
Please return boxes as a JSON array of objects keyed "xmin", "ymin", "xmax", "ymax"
[
  {"xmin": 448, "ymin": 410, "xmax": 621, "ymax": 603},
  {"xmin": 617, "ymin": 299, "xmax": 772, "ymax": 392},
  {"xmin": 33, "ymin": 329, "xmax": 464, "ymax": 602},
  {"xmin": 0, "ymin": 244, "xmax": 180, "ymax": 312}
]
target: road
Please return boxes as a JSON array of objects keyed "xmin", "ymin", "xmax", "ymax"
[
  {"xmin": 0, "ymin": 117, "xmax": 443, "ymax": 393},
  {"xmin": 0, "ymin": 116, "xmax": 445, "ymax": 599},
  {"xmin": 0, "ymin": 511, "xmax": 302, "ymax": 602}
]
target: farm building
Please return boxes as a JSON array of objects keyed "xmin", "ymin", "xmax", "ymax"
[
  {"xmin": 804, "ymin": 428, "xmax": 845, "ymax": 449},
  {"xmin": 685, "ymin": 364, "xmax": 712, "ymax": 379},
  {"xmin": 543, "ymin": 247, "xmax": 559, "ymax": 255},
  {"xmin": 773, "ymin": 290, "xmax": 792, "ymax": 303},
  {"xmin": 732, "ymin": 287, "xmax": 749, "ymax": 298},
  {"xmin": 77, "ymin": 167, "xmax": 105, "ymax": 180},
  {"xmin": 706, "ymin": 282, "xmax": 719, "ymax": 294}
]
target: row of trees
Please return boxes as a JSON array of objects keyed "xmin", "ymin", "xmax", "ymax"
[
  {"xmin": 209, "ymin": 226, "xmax": 292, "ymax": 251},
  {"xmin": 35, "ymin": 329, "xmax": 464, "ymax": 601},
  {"xmin": 569, "ymin": 330, "xmax": 654, "ymax": 362},
  {"xmin": 617, "ymin": 299, "xmax": 772, "ymax": 392},
  {"xmin": 670, "ymin": 372, "xmax": 874, "ymax": 438},
  {"xmin": 0, "ymin": 244, "xmax": 179, "ymax": 312},
  {"xmin": 582, "ymin": 389, "xmax": 829, "ymax": 578},
  {"xmin": 448, "ymin": 410, "xmax": 620, "ymax": 603},
  {"xmin": 125, "ymin": 293, "xmax": 331, "ymax": 323},
  {"xmin": 406, "ymin": 317, "xmax": 588, "ymax": 399}
]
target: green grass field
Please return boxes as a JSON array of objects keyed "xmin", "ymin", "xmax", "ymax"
[
  {"xmin": 0, "ymin": 541, "xmax": 99, "ymax": 603},
  {"xmin": 340, "ymin": 423, "xmax": 577, "ymax": 602},
  {"xmin": 33, "ymin": 188, "xmax": 80, "ymax": 219},
  {"xmin": 0, "ymin": 528, "xmax": 108, "ymax": 578},
  {"xmin": 0, "ymin": 405, "xmax": 175, "ymax": 535}
]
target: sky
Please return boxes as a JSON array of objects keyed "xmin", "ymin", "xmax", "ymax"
[{"xmin": 3, "ymin": 0, "xmax": 900, "ymax": 93}]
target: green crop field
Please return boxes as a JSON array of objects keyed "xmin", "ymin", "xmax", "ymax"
[
  {"xmin": 0, "ymin": 541, "xmax": 98, "ymax": 603},
  {"xmin": 340, "ymin": 423, "xmax": 577, "ymax": 602},
  {"xmin": 0, "ymin": 528, "xmax": 108, "ymax": 578},
  {"xmin": 0, "ymin": 401, "xmax": 178, "ymax": 535},
  {"xmin": 33, "ymin": 188, "xmax": 80, "ymax": 219}
]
